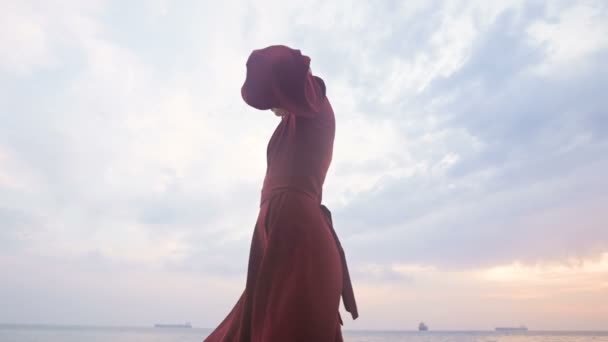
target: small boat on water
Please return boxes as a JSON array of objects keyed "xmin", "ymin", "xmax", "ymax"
[
  {"xmin": 154, "ymin": 322, "xmax": 192, "ymax": 328},
  {"xmin": 495, "ymin": 325, "xmax": 528, "ymax": 332},
  {"xmin": 418, "ymin": 322, "xmax": 428, "ymax": 331}
]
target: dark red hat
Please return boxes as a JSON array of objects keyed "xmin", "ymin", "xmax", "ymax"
[{"xmin": 241, "ymin": 45, "xmax": 325, "ymax": 115}]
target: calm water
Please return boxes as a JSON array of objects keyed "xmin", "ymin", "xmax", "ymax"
[{"xmin": 0, "ymin": 325, "xmax": 607, "ymax": 342}]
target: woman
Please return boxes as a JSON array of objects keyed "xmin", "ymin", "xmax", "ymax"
[{"xmin": 204, "ymin": 45, "xmax": 358, "ymax": 342}]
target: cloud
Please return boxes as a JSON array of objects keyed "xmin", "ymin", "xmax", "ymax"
[
  {"xmin": 349, "ymin": 253, "xmax": 608, "ymax": 330},
  {"xmin": 0, "ymin": 0, "xmax": 607, "ymax": 329},
  {"xmin": 330, "ymin": 0, "xmax": 608, "ymax": 269}
]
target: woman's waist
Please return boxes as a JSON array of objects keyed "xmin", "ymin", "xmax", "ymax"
[{"xmin": 260, "ymin": 182, "xmax": 323, "ymax": 205}]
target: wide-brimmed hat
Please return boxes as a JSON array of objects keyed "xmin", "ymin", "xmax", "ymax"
[{"xmin": 241, "ymin": 45, "xmax": 325, "ymax": 115}]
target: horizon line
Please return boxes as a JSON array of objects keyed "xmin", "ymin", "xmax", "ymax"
[{"xmin": 1, "ymin": 323, "xmax": 607, "ymax": 333}]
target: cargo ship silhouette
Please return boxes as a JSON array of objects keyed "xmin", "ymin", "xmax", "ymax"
[
  {"xmin": 495, "ymin": 325, "xmax": 528, "ymax": 332},
  {"xmin": 154, "ymin": 322, "xmax": 192, "ymax": 328}
]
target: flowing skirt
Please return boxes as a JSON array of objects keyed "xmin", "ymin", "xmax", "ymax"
[{"xmin": 204, "ymin": 191, "xmax": 344, "ymax": 342}]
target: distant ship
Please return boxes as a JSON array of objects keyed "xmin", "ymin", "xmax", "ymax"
[
  {"xmin": 495, "ymin": 325, "xmax": 528, "ymax": 332},
  {"xmin": 418, "ymin": 322, "xmax": 428, "ymax": 331},
  {"xmin": 154, "ymin": 322, "xmax": 192, "ymax": 328}
]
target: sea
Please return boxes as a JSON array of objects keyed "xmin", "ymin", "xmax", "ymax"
[{"xmin": 0, "ymin": 325, "xmax": 607, "ymax": 342}]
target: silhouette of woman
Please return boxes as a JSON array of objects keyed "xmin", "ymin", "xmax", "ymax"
[{"xmin": 204, "ymin": 45, "xmax": 358, "ymax": 342}]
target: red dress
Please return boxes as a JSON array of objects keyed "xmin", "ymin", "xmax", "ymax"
[{"xmin": 204, "ymin": 84, "xmax": 357, "ymax": 342}]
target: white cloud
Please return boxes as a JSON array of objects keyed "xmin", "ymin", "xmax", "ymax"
[
  {"xmin": 528, "ymin": 1, "xmax": 608, "ymax": 75},
  {"xmin": 0, "ymin": 1, "xmax": 53, "ymax": 74},
  {"xmin": 1, "ymin": 0, "xmax": 607, "ymax": 330}
]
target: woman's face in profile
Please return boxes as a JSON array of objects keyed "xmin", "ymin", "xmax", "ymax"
[
  {"xmin": 271, "ymin": 108, "xmax": 288, "ymax": 117},
  {"xmin": 271, "ymin": 67, "xmax": 312, "ymax": 117}
]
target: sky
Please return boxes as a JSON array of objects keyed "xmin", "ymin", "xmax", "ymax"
[{"xmin": 1, "ymin": 0, "xmax": 607, "ymax": 331}]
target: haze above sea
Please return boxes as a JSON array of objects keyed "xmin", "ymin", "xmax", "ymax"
[{"xmin": 1, "ymin": 325, "xmax": 607, "ymax": 342}]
